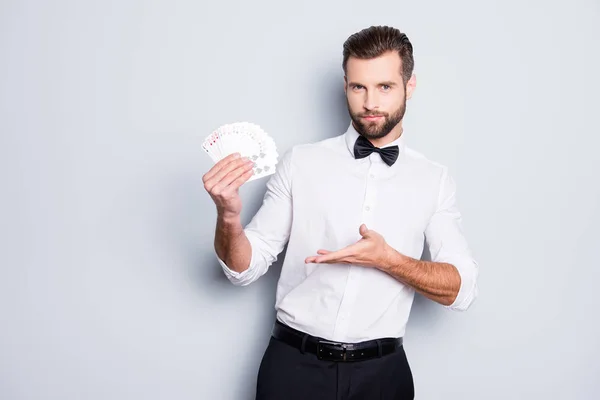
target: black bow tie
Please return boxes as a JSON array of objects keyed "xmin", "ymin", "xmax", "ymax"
[{"xmin": 353, "ymin": 135, "xmax": 400, "ymax": 166}]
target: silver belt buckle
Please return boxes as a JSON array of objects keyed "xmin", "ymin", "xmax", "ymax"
[{"xmin": 317, "ymin": 340, "xmax": 355, "ymax": 361}]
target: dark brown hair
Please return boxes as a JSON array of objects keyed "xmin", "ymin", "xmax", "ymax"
[{"xmin": 342, "ymin": 26, "xmax": 414, "ymax": 85}]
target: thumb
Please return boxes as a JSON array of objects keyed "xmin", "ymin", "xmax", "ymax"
[{"xmin": 359, "ymin": 224, "xmax": 369, "ymax": 237}]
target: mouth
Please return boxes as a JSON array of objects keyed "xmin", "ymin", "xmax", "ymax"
[{"xmin": 362, "ymin": 115, "xmax": 384, "ymax": 121}]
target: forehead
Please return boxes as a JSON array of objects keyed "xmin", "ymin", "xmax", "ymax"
[{"xmin": 345, "ymin": 51, "xmax": 403, "ymax": 82}]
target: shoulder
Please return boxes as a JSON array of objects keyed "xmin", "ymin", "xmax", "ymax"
[
  {"xmin": 280, "ymin": 134, "xmax": 347, "ymax": 165},
  {"xmin": 401, "ymin": 146, "xmax": 457, "ymax": 202},
  {"xmin": 404, "ymin": 146, "xmax": 449, "ymax": 176},
  {"xmin": 294, "ymin": 134, "xmax": 345, "ymax": 155}
]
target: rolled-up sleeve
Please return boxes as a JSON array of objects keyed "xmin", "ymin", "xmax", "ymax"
[
  {"xmin": 424, "ymin": 167, "xmax": 479, "ymax": 311},
  {"xmin": 217, "ymin": 148, "xmax": 294, "ymax": 286}
]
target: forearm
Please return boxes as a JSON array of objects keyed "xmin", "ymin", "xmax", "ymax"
[
  {"xmin": 380, "ymin": 247, "xmax": 461, "ymax": 306},
  {"xmin": 214, "ymin": 213, "xmax": 252, "ymax": 274}
]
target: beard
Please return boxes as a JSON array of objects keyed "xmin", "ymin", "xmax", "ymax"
[{"xmin": 347, "ymin": 96, "xmax": 406, "ymax": 140}]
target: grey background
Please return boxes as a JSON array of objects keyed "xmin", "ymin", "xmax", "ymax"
[{"xmin": 1, "ymin": 0, "xmax": 599, "ymax": 399}]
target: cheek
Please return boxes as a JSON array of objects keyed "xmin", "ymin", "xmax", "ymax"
[
  {"xmin": 347, "ymin": 94, "xmax": 363, "ymax": 111},
  {"xmin": 384, "ymin": 94, "xmax": 405, "ymax": 113}
]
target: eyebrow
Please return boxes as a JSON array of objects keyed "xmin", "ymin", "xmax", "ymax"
[{"xmin": 348, "ymin": 81, "xmax": 398, "ymax": 87}]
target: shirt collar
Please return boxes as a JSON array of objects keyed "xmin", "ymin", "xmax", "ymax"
[{"xmin": 343, "ymin": 122, "xmax": 406, "ymax": 159}]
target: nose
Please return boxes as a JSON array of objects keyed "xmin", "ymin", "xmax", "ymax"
[{"xmin": 363, "ymin": 90, "xmax": 380, "ymax": 111}]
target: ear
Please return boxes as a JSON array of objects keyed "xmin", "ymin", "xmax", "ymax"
[{"xmin": 405, "ymin": 73, "xmax": 417, "ymax": 100}]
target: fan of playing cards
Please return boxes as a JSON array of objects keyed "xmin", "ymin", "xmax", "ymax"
[{"xmin": 202, "ymin": 122, "xmax": 279, "ymax": 182}]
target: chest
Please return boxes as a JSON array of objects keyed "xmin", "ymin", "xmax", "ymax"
[{"xmin": 291, "ymin": 160, "xmax": 437, "ymax": 254}]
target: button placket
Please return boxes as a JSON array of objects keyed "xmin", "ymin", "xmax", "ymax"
[
  {"xmin": 363, "ymin": 167, "xmax": 377, "ymax": 224},
  {"xmin": 332, "ymin": 165, "xmax": 376, "ymax": 340},
  {"xmin": 331, "ymin": 266, "xmax": 363, "ymax": 339}
]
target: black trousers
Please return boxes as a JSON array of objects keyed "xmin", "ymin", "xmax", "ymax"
[{"xmin": 255, "ymin": 334, "xmax": 415, "ymax": 400}]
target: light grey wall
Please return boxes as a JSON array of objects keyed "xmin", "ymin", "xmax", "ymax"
[{"xmin": 1, "ymin": 0, "xmax": 599, "ymax": 399}]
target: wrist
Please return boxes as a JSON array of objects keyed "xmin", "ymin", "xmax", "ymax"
[
  {"xmin": 218, "ymin": 210, "xmax": 242, "ymax": 227},
  {"xmin": 380, "ymin": 245, "xmax": 409, "ymax": 272}
]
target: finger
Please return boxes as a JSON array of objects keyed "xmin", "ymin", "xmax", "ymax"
[
  {"xmin": 223, "ymin": 167, "xmax": 255, "ymax": 192},
  {"xmin": 210, "ymin": 157, "xmax": 252, "ymax": 185},
  {"xmin": 312, "ymin": 253, "xmax": 343, "ymax": 263},
  {"xmin": 313, "ymin": 246, "xmax": 355, "ymax": 263},
  {"xmin": 211, "ymin": 163, "xmax": 254, "ymax": 194},
  {"xmin": 305, "ymin": 240, "xmax": 362, "ymax": 263},
  {"xmin": 205, "ymin": 158, "xmax": 253, "ymax": 190},
  {"xmin": 214, "ymin": 152, "xmax": 243, "ymax": 170},
  {"xmin": 203, "ymin": 153, "xmax": 242, "ymax": 182},
  {"xmin": 304, "ymin": 250, "xmax": 332, "ymax": 263},
  {"xmin": 305, "ymin": 256, "xmax": 340, "ymax": 263}
]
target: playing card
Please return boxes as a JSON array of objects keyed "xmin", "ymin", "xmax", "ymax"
[
  {"xmin": 202, "ymin": 132, "xmax": 219, "ymax": 162},
  {"xmin": 202, "ymin": 121, "xmax": 278, "ymax": 182}
]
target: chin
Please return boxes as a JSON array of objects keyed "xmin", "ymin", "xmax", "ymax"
[{"xmin": 362, "ymin": 129, "xmax": 389, "ymax": 140}]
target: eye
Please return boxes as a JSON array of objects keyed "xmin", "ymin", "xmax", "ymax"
[
  {"xmin": 351, "ymin": 84, "xmax": 365, "ymax": 91},
  {"xmin": 381, "ymin": 84, "xmax": 391, "ymax": 91}
]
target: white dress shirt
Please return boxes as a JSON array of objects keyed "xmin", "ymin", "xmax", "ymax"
[{"xmin": 217, "ymin": 122, "xmax": 478, "ymax": 343}]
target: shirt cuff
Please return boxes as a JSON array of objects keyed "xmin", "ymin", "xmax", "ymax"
[
  {"xmin": 444, "ymin": 259, "xmax": 479, "ymax": 311},
  {"xmin": 217, "ymin": 255, "xmax": 250, "ymax": 279},
  {"xmin": 216, "ymin": 233, "xmax": 263, "ymax": 286}
]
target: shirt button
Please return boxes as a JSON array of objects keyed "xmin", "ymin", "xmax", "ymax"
[
  {"xmin": 365, "ymin": 206, "xmax": 371, "ymax": 211},
  {"xmin": 369, "ymin": 173, "xmax": 375, "ymax": 179}
]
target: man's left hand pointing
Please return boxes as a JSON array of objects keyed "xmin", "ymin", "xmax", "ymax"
[{"xmin": 305, "ymin": 224, "xmax": 394, "ymax": 269}]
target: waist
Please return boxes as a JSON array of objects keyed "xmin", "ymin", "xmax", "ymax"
[{"xmin": 271, "ymin": 319, "xmax": 403, "ymax": 362}]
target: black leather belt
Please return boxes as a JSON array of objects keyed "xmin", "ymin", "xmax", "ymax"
[{"xmin": 271, "ymin": 320, "xmax": 403, "ymax": 362}]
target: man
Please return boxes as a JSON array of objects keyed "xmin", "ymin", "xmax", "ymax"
[{"xmin": 203, "ymin": 25, "xmax": 478, "ymax": 400}]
